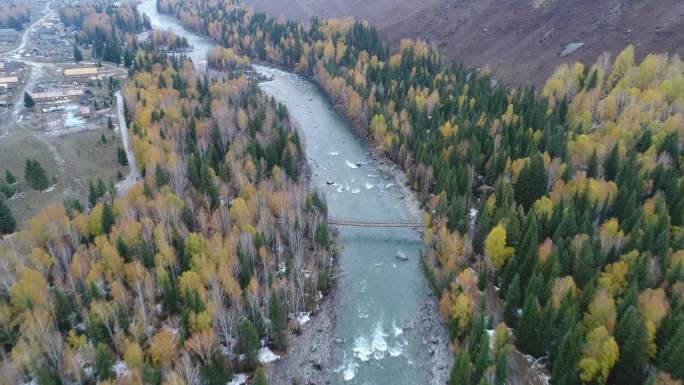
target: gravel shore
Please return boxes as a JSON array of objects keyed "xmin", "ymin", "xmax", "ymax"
[
  {"xmin": 265, "ymin": 153, "xmax": 452, "ymax": 385},
  {"xmin": 266, "ymin": 284, "xmax": 337, "ymax": 385}
]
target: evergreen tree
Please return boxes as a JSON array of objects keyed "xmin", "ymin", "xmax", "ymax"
[
  {"xmin": 101, "ymin": 202, "xmax": 115, "ymax": 234},
  {"xmin": 494, "ymin": 345, "xmax": 509, "ymax": 385},
  {"xmin": 155, "ymin": 164, "xmax": 170, "ymax": 187},
  {"xmin": 516, "ymin": 295, "xmax": 543, "ymax": 356},
  {"xmin": 660, "ymin": 324, "xmax": 684, "ymax": 380},
  {"xmin": 551, "ymin": 323, "xmax": 583, "ymax": 385},
  {"xmin": 201, "ymin": 352, "xmax": 232, "ymax": 385},
  {"xmin": 269, "ymin": 294, "xmax": 288, "ymax": 350},
  {"xmin": 4, "ymin": 169, "xmax": 16, "ymax": 184},
  {"xmin": 514, "ymin": 152, "xmax": 548, "ymax": 211},
  {"xmin": 604, "ymin": 145, "xmax": 619, "ymax": 181},
  {"xmin": 24, "ymin": 159, "xmax": 50, "ymax": 190},
  {"xmin": 88, "ymin": 180, "xmax": 98, "ymax": 207},
  {"xmin": 73, "ymin": 45, "xmax": 83, "ymax": 62},
  {"xmin": 611, "ymin": 306, "xmax": 647, "ymax": 385},
  {"xmin": 108, "ymin": 116, "xmax": 114, "ymax": 130},
  {"xmin": 117, "ymin": 147, "xmax": 128, "ymax": 166},
  {"xmin": 472, "ymin": 328, "xmax": 490, "ymax": 383},
  {"xmin": 96, "ymin": 178, "xmax": 107, "ymax": 199},
  {"xmin": 94, "ymin": 343, "xmax": 115, "ymax": 381},
  {"xmin": 252, "ymin": 368, "xmax": 269, "ymax": 385},
  {"xmin": 23, "ymin": 92, "xmax": 35, "ymax": 108},
  {"xmin": 504, "ymin": 273, "xmax": 521, "ymax": 326},
  {"xmin": 0, "ymin": 183, "xmax": 15, "ymax": 199},
  {"xmin": 237, "ymin": 319, "xmax": 260, "ymax": 370},
  {"xmin": 449, "ymin": 349, "xmax": 471, "ymax": 385},
  {"xmin": 0, "ymin": 199, "xmax": 16, "ymax": 235},
  {"xmin": 587, "ymin": 150, "xmax": 598, "ymax": 179}
]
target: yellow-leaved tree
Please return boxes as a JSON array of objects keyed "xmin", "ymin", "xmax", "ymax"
[{"xmin": 485, "ymin": 224, "xmax": 515, "ymax": 269}]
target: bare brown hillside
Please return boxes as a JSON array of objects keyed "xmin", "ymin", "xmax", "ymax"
[{"xmin": 245, "ymin": 0, "xmax": 684, "ymax": 86}]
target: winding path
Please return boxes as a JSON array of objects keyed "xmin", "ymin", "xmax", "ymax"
[
  {"xmin": 0, "ymin": 1, "xmax": 51, "ymax": 140},
  {"xmin": 115, "ymin": 91, "xmax": 139, "ymax": 195}
]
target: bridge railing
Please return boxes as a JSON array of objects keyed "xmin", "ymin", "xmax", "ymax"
[{"xmin": 327, "ymin": 218, "xmax": 422, "ymax": 228}]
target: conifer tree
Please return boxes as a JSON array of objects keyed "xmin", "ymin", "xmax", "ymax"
[
  {"xmin": 4, "ymin": 170, "xmax": 15, "ymax": 184},
  {"xmin": 0, "ymin": 199, "xmax": 16, "ymax": 235},
  {"xmin": 201, "ymin": 352, "xmax": 232, "ymax": 385},
  {"xmin": 238, "ymin": 319, "xmax": 260, "ymax": 370},
  {"xmin": 611, "ymin": 306, "xmax": 647, "ymax": 385},
  {"xmin": 604, "ymin": 145, "xmax": 619, "ymax": 182},
  {"xmin": 101, "ymin": 202, "xmax": 115, "ymax": 234},
  {"xmin": 73, "ymin": 45, "xmax": 83, "ymax": 62},
  {"xmin": 587, "ymin": 150, "xmax": 598, "ymax": 179},
  {"xmin": 252, "ymin": 367, "xmax": 269, "ymax": 385},
  {"xmin": 24, "ymin": 159, "xmax": 49, "ymax": 190},
  {"xmin": 23, "ymin": 92, "xmax": 35, "ymax": 108},
  {"xmin": 269, "ymin": 294, "xmax": 288, "ymax": 350},
  {"xmin": 514, "ymin": 152, "xmax": 548, "ymax": 211},
  {"xmin": 449, "ymin": 349, "xmax": 471, "ymax": 385},
  {"xmin": 95, "ymin": 343, "xmax": 115, "ymax": 381},
  {"xmin": 551, "ymin": 323, "xmax": 583, "ymax": 385},
  {"xmin": 660, "ymin": 324, "xmax": 684, "ymax": 380},
  {"xmin": 516, "ymin": 295, "xmax": 543, "ymax": 356}
]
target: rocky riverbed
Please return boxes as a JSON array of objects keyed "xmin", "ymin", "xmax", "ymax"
[{"xmin": 266, "ymin": 282, "xmax": 337, "ymax": 385}]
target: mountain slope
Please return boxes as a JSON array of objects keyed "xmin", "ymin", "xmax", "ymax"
[{"xmin": 245, "ymin": 0, "xmax": 684, "ymax": 86}]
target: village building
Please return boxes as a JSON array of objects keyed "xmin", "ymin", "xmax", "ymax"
[
  {"xmin": 64, "ymin": 67, "xmax": 98, "ymax": 77},
  {"xmin": 29, "ymin": 88, "xmax": 84, "ymax": 102},
  {"xmin": 0, "ymin": 76, "xmax": 19, "ymax": 89}
]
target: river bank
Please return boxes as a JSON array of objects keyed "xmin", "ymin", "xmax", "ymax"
[
  {"xmin": 263, "ymin": 95, "xmax": 451, "ymax": 383},
  {"xmin": 139, "ymin": 2, "xmax": 451, "ymax": 382}
]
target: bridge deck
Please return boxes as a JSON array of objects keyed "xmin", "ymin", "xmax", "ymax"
[{"xmin": 328, "ymin": 218, "xmax": 422, "ymax": 228}]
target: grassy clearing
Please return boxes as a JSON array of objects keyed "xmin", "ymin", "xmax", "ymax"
[
  {"xmin": 1, "ymin": 113, "xmax": 128, "ymax": 226},
  {"xmin": 60, "ymin": 122, "xmax": 129, "ymax": 193},
  {"xmin": 0, "ymin": 129, "xmax": 62, "ymax": 224}
]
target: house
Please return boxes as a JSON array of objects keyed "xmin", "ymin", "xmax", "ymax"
[
  {"xmin": 64, "ymin": 67, "xmax": 98, "ymax": 77},
  {"xmin": 38, "ymin": 33, "xmax": 60, "ymax": 46},
  {"xmin": 30, "ymin": 88, "xmax": 84, "ymax": 102},
  {"xmin": 0, "ymin": 76, "xmax": 19, "ymax": 88}
]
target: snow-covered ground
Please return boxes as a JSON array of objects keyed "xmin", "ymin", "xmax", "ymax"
[{"xmin": 259, "ymin": 346, "xmax": 280, "ymax": 364}]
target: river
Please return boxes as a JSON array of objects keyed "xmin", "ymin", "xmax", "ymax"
[{"xmin": 138, "ymin": 1, "xmax": 449, "ymax": 383}]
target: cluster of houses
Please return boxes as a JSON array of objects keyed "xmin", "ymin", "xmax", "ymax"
[
  {"xmin": 27, "ymin": 66, "xmax": 99, "ymax": 116},
  {"xmin": 31, "ymin": 16, "xmax": 74, "ymax": 60},
  {"xmin": 0, "ymin": 61, "xmax": 25, "ymax": 105}
]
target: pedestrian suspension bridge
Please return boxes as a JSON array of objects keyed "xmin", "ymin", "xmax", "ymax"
[{"xmin": 327, "ymin": 218, "xmax": 422, "ymax": 228}]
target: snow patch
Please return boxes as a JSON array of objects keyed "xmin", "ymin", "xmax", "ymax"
[
  {"xmin": 258, "ymin": 346, "xmax": 280, "ymax": 364},
  {"xmin": 486, "ymin": 329, "xmax": 495, "ymax": 350},
  {"xmin": 228, "ymin": 373, "xmax": 248, "ymax": 385},
  {"xmin": 296, "ymin": 312, "xmax": 310, "ymax": 326},
  {"xmin": 561, "ymin": 42, "xmax": 585, "ymax": 57}
]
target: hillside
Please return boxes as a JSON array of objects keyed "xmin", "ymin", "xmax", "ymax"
[{"xmin": 245, "ymin": 0, "xmax": 684, "ymax": 86}]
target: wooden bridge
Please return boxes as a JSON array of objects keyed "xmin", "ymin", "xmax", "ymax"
[{"xmin": 328, "ymin": 218, "xmax": 422, "ymax": 228}]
